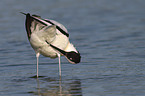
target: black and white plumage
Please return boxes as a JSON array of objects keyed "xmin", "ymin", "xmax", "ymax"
[{"xmin": 21, "ymin": 13, "xmax": 81, "ymax": 77}]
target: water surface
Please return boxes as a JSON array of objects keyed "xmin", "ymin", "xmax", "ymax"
[{"xmin": 0, "ymin": 0, "xmax": 145, "ymax": 96}]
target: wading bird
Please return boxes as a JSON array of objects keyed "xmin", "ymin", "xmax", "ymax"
[{"xmin": 21, "ymin": 13, "xmax": 81, "ymax": 78}]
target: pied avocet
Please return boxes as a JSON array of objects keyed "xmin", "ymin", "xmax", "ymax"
[{"xmin": 21, "ymin": 13, "xmax": 81, "ymax": 77}]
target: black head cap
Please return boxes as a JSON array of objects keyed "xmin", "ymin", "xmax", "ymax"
[{"xmin": 65, "ymin": 51, "xmax": 81, "ymax": 64}]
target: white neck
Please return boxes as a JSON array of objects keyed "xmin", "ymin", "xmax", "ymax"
[{"xmin": 65, "ymin": 42, "xmax": 78, "ymax": 53}]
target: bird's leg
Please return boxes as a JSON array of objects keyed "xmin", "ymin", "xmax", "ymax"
[
  {"xmin": 57, "ymin": 53, "xmax": 61, "ymax": 77},
  {"xmin": 46, "ymin": 41, "xmax": 62, "ymax": 77},
  {"xmin": 36, "ymin": 53, "xmax": 40, "ymax": 78}
]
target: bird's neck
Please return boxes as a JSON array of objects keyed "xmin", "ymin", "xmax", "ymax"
[{"xmin": 65, "ymin": 42, "xmax": 78, "ymax": 53}]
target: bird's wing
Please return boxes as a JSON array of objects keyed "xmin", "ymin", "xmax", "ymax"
[
  {"xmin": 24, "ymin": 13, "xmax": 56, "ymax": 43},
  {"xmin": 25, "ymin": 13, "xmax": 47, "ymax": 40},
  {"xmin": 32, "ymin": 14, "xmax": 69, "ymax": 37},
  {"xmin": 24, "ymin": 13, "xmax": 69, "ymax": 41},
  {"xmin": 38, "ymin": 25, "xmax": 57, "ymax": 42},
  {"xmin": 44, "ymin": 19, "xmax": 69, "ymax": 37},
  {"xmin": 25, "ymin": 13, "xmax": 33, "ymax": 40}
]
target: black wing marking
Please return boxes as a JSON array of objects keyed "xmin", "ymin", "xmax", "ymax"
[
  {"xmin": 45, "ymin": 40, "xmax": 81, "ymax": 64},
  {"xmin": 25, "ymin": 13, "xmax": 33, "ymax": 40},
  {"xmin": 24, "ymin": 13, "xmax": 47, "ymax": 40},
  {"xmin": 22, "ymin": 13, "xmax": 69, "ymax": 40},
  {"xmin": 45, "ymin": 40, "xmax": 66, "ymax": 55},
  {"xmin": 45, "ymin": 20, "xmax": 69, "ymax": 37}
]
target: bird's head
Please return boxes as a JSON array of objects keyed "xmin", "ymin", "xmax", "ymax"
[{"xmin": 65, "ymin": 51, "xmax": 81, "ymax": 64}]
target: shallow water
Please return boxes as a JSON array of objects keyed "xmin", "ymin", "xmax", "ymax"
[{"xmin": 1, "ymin": 0, "xmax": 145, "ymax": 96}]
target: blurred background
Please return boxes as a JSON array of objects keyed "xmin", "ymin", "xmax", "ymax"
[{"xmin": 0, "ymin": 0, "xmax": 145, "ymax": 96}]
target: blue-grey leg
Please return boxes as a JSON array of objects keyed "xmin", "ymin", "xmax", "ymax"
[
  {"xmin": 57, "ymin": 53, "xmax": 61, "ymax": 77},
  {"xmin": 36, "ymin": 53, "xmax": 40, "ymax": 78}
]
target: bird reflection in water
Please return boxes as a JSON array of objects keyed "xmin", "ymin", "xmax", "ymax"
[{"xmin": 31, "ymin": 76, "xmax": 82, "ymax": 96}]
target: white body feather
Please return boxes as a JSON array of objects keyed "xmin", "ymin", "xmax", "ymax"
[{"xmin": 29, "ymin": 17, "xmax": 76, "ymax": 58}]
